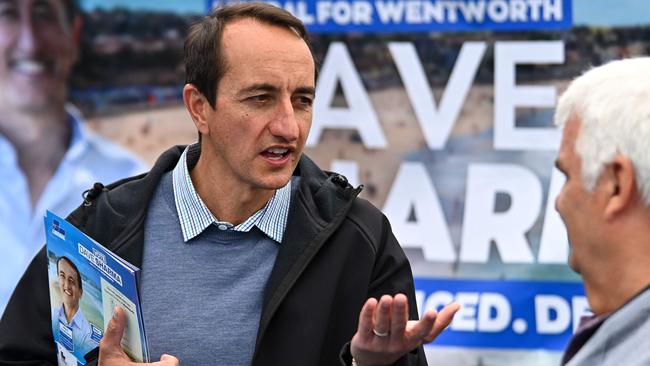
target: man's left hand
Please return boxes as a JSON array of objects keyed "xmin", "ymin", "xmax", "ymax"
[{"xmin": 350, "ymin": 294, "xmax": 460, "ymax": 366}]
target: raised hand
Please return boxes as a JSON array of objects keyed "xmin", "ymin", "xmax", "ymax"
[{"xmin": 350, "ymin": 294, "xmax": 460, "ymax": 366}]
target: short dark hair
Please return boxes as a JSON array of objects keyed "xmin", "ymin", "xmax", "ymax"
[
  {"xmin": 184, "ymin": 2, "xmax": 315, "ymax": 108},
  {"xmin": 57, "ymin": 256, "xmax": 83, "ymax": 292}
]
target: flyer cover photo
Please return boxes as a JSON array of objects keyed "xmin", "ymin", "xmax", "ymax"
[{"xmin": 45, "ymin": 211, "xmax": 149, "ymax": 365}]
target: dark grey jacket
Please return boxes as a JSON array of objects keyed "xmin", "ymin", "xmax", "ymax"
[{"xmin": 0, "ymin": 145, "xmax": 426, "ymax": 366}]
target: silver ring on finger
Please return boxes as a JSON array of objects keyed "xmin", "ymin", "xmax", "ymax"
[{"xmin": 373, "ymin": 328, "xmax": 390, "ymax": 337}]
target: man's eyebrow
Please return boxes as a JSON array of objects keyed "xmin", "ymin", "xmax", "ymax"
[
  {"xmin": 238, "ymin": 83, "xmax": 279, "ymax": 95},
  {"xmin": 238, "ymin": 84, "xmax": 316, "ymax": 95},
  {"xmin": 235, "ymin": 84, "xmax": 316, "ymax": 96},
  {"xmin": 554, "ymin": 159, "xmax": 564, "ymax": 172},
  {"xmin": 294, "ymin": 86, "xmax": 315, "ymax": 96}
]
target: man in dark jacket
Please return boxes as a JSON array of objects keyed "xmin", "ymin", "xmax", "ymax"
[{"xmin": 0, "ymin": 3, "xmax": 458, "ymax": 366}]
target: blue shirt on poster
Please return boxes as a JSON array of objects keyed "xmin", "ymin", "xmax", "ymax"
[
  {"xmin": 51, "ymin": 305, "xmax": 98, "ymax": 360},
  {"xmin": 0, "ymin": 105, "xmax": 147, "ymax": 316}
]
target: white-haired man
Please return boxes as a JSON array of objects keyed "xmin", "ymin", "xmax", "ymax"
[{"xmin": 554, "ymin": 58, "xmax": 650, "ymax": 365}]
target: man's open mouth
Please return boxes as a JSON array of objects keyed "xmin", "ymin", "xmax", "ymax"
[{"xmin": 262, "ymin": 147, "xmax": 291, "ymax": 161}]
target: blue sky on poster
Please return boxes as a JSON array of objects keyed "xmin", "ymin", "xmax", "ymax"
[{"xmin": 80, "ymin": 0, "xmax": 650, "ymax": 27}]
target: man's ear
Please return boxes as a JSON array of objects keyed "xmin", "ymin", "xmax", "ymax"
[
  {"xmin": 603, "ymin": 155, "xmax": 637, "ymax": 220},
  {"xmin": 183, "ymin": 84, "xmax": 212, "ymax": 137}
]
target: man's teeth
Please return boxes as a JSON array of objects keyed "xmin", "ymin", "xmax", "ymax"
[
  {"xmin": 268, "ymin": 148, "xmax": 288, "ymax": 155},
  {"xmin": 265, "ymin": 148, "xmax": 289, "ymax": 161},
  {"xmin": 13, "ymin": 60, "xmax": 45, "ymax": 75}
]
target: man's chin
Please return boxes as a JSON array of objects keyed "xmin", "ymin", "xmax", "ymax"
[
  {"xmin": 15, "ymin": 100, "xmax": 61, "ymax": 114},
  {"xmin": 568, "ymin": 254, "xmax": 581, "ymax": 274},
  {"xmin": 258, "ymin": 179, "xmax": 291, "ymax": 191},
  {"xmin": 256, "ymin": 171, "xmax": 294, "ymax": 190},
  {"xmin": 6, "ymin": 87, "xmax": 65, "ymax": 113}
]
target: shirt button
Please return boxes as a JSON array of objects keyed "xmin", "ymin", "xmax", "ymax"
[{"xmin": 217, "ymin": 224, "xmax": 228, "ymax": 230}]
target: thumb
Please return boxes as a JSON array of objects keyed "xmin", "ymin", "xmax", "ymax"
[
  {"xmin": 150, "ymin": 354, "xmax": 180, "ymax": 366},
  {"xmin": 100, "ymin": 306, "xmax": 126, "ymax": 352}
]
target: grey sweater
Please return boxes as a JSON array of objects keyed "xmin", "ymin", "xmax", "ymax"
[{"xmin": 139, "ymin": 171, "xmax": 279, "ymax": 365}]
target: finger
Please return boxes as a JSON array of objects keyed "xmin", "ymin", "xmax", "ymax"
[
  {"xmin": 389, "ymin": 294, "xmax": 408, "ymax": 340},
  {"xmin": 373, "ymin": 295, "xmax": 393, "ymax": 337},
  {"xmin": 100, "ymin": 306, "xmax": 127, "ymax": 352},
  {"xmin": 357, "ymin": 298, "xmax": 378, "ymax": 342},
  {"xmin": 424, "ymin": 302, "xmax": 460, "ymax": 342},
  {"xmin": 406, "ymin": 309, "xmax": 437, "ymax": 343}
]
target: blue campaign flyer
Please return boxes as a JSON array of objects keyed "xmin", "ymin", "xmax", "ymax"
[{"xmin": 45, "ymin": 211, "xmax": 149, "ymax": 365}]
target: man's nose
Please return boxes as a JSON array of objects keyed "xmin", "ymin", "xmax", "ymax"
[
  {"xmin": 269, "ymin": 99, "xmax": 300, "ymax": 142},
  {"xmin": 16, "ymin": 17, "xmax": 39, "ymax": 54}
]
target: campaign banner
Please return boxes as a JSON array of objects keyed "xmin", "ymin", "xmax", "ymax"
[
  {"xmin": 415, "ymin": 278, "xmax": 588, "ymax": 350},
  {"xmin": 208, "ymin": 0, "xmax": 572, "ymax": 33},
  {"xmin": 42, "ymin": 1, "xmax": 649, "ymax": 365}
]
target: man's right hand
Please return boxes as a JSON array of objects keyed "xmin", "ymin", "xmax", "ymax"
[{"xmin": 99, "ymin": 306, "xmax": 179, "ymax": 366}]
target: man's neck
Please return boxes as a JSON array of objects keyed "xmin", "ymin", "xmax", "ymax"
[
  {"xmin": 586, "ymin": 279, "xmax": 650, "ymax": 317},
  {"xmin": 0, "ymin": 108, "xmax": 70, "ymax": 208},
  {"xmin": 190, "ymin": 156, "xmax": 275, "ymax": 225},
  {"xmin": 63, "ymin": 303, "xmax": 79, "ymax": 324},
  {"xmin": 583, "ymin": 235, "xmax": 650, "ymax": 315}
]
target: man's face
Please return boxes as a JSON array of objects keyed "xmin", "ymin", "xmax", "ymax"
[
  {"xmin": 0, "ymin": 0, "xmax": 77, "ymax": 113},
  {"xmin": 201, "ymin": 18, "xmax": 315, "ymax": 191},
  {"xmin": 58, "ymin": 259, "xmax": 82, "ymax": 309},
  {"xmin": 555, "ymin": 118, "xmax": 605, "ymax": 274}
]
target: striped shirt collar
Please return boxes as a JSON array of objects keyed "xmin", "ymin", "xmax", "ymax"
[{"xmin": 172, "ymin": 144, "xmax": 291, "ymax": 244}]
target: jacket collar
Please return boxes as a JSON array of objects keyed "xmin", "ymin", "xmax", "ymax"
[
  {"xmin": 66, "ymin": 145, "xmax": 362, "ymax": 352},
  {"xmin": 67, "ymin": 145, "xmax": 183, "ymax": 268},
  {"xmin": 69, "ymin": 145, "xmax": 360, "ymax": 244}
]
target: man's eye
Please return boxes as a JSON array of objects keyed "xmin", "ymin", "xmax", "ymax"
[
  {"xmin": 295, "ymin": 96, "xmax": 313, "ymax": 107},
  {"xmin": 33, "ymin": 1, "xmax": 57, "ymax": 22},
  {"xmin": 250, "ymin": 95, "xmax": 270, "ymax": 103},
  {"xmin": 0, "ymin": 5, "xmax": 19, "ymax": 20}
]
